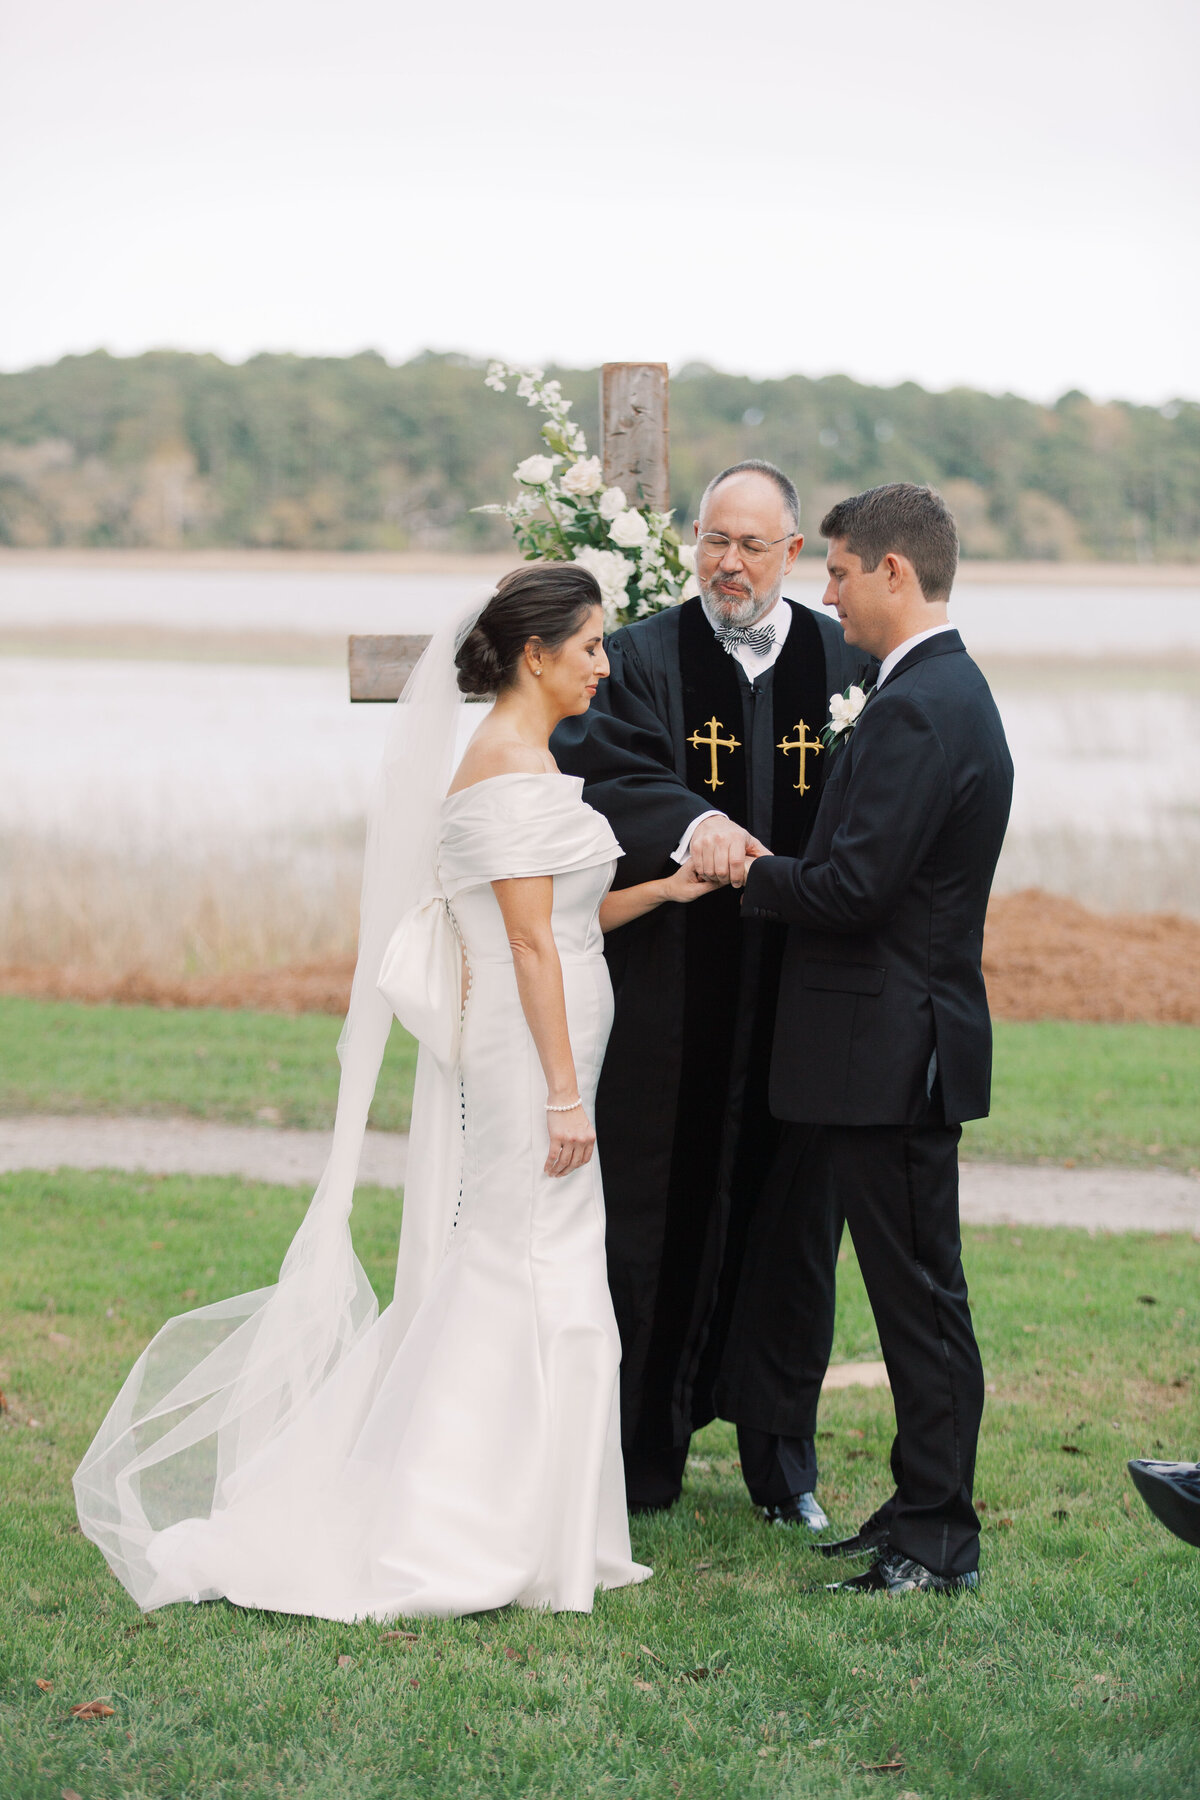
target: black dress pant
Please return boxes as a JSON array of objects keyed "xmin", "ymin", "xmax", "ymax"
[
  {"xmin": 624, "ymin": 1432, "xmax": 818, "ymax": 1511},
  {"xmin": 624, "ymin": 1123, "xmax": 837, "ymax": 1514},
  {"xmin": 736, "ymin": 1425, "xmax": 818, "ymax": 1504},
  {"xmin": 624, "ymin": 1441, "xmax": 691, "ymax": 1512},
  {"xmin": 822, "ymin": 1117, "xmax": 984, "ymax": 1578},
  {"xmin": 714, "ymin": 1124, "xmax": 840, "ymax": 1443}
]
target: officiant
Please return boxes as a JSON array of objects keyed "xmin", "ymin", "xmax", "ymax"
[{"xmin": 554, "ymin": 460, "xmax": 872, "ymax": 1517}]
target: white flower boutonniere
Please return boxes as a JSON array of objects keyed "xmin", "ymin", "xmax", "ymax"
[{"xmin": 821, "ymin": 683, "xmax": 872, "ymax": 749}]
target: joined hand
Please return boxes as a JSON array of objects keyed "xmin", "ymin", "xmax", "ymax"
[{"xmin": 689, "ymin": 816, "xmax": 772, "ymax": 888}]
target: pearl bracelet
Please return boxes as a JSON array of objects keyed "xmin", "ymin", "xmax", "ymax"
[{"xmin": 546, "ymin": 1096, "xmax": 582, "ymax": 1112}]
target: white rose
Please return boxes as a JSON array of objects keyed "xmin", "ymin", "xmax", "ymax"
[
  {"xmin": 484, "ymin": 361, "xmax": 507, "ymax": 392},
  {"xmin": 559, "ymin": 456, "xmax": 604, "ymax": 498},
  {"xmin": 828, "ymin": 685, "xmax": 868, "ymax": 734},
  {"xmin": 609, "ymin": 509, "xmax": 651, "ymax": 549},
  {"xmin": 598, "ymin": 486, "xmax": 627, "ymax": 520},
  {"xmin": 677, "ymin": 543, "xmax": 697, "ymax": 574},
  {"xmin": 572, "ymin": 546, "xmax": 632, "ymax": 622},
  {"xmin": 514, "ymin": 454, "xmax": 556, "ymax": 486}
]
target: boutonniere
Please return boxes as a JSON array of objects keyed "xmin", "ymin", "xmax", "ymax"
[{"xmin": 821, "ymin": 682, "xmax": 873, "ymax": 749}]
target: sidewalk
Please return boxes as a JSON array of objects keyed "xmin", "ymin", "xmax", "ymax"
[{"xmin": 1, "ymin": 1115, "xmax": 1197, "ymax": 1234}]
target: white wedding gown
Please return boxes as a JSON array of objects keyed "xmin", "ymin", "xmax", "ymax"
[{"xmin": 75, "ymin": 772, "xmax": 650, "ymax": 1619}]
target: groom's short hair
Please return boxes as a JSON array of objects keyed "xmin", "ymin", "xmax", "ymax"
[
  {"xmin": 821, "ymin": 484, "xmax": 959, "ymax": 602},
  {"xmin": 701, "ymin": 460, "xmax": 800, "ymax": 529}
]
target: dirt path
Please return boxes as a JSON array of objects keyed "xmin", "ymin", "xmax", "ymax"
[
  {"xmin": 0, "ymin": 1115, "xmax": 408, "ymax": 1189},
  {"xmin": 2, "ymin": 1115, "xmax": 1197, "ymax": 1234}
]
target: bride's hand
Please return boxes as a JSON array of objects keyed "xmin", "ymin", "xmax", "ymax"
[
  {"xmin": 661, "ymin": 862, "xmax": 723, "ymax": 903},
  {"xmin": 545, "ymin": 1104, "xmax": 596, "ymax": 1177}
]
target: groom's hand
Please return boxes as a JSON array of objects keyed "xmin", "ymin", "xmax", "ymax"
[
  {"xmin": 689, "ymin": 816, "xmax": 758, "ymax": 887},
  {"xmin": 733, "ymin": 836, "xmax": 772, "ymax": 887}
]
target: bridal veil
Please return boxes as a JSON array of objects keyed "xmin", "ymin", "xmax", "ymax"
[{"xmin": 74, "ymin": 605, "xmax": 483, "ymax": 1607}]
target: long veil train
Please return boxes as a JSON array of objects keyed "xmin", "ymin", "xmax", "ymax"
[{"xmin": 74, "ymin": 607, "xmax": 483, "ymax": 1608}]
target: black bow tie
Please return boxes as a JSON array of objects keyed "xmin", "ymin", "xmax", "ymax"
[{"xmin": 717, "ymin": 622, "xmax": 775, "ymax": 658}]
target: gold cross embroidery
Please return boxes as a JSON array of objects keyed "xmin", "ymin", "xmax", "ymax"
[
  {"xmin": 777, "ymin": 719, "xmax": 823, "ymax": 793},
  {"xmin": 688, "ymin": 715, "xmax": 741, "ymax": 791}
]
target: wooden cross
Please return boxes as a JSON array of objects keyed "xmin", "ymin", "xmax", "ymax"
[
  {"xmin": 776, "ymin": 719, "xmax": 823, "ymax": 793},
  {"xmin": 348, "ymin": 362, "xmax": 670, "ymax": 701},
  {"xmin": 688, "ymin": 716, "xmax": 741, "ymax": 792}
]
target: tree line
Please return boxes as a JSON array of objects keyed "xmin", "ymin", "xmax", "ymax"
[{"xmin": 0, "ymin": 348, "xmax": 1196, "ymax": 561}]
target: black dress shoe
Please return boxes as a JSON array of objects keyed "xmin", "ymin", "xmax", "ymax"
[
  {"xmin": 828, "ymin": 1549, "xmax": 979, "ymax": 1594},
  {"xmin": 627, "ymin": 1494, "xmax": 679, "ymax": 1516},
  {"xmin": 1128, "ymin": 1459, "xmax": 1200, "ymax": 1548},
  {"xmin": 817, "ymin": 1507, "xmax": 892, "ymax": 1559},
  {"xmin": 762, "ymin": 1491, "xmax": 830, "ymax": 1532}
]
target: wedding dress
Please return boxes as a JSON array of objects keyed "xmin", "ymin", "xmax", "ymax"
[{"xmin": 74, "ymin": 612, "xmax": 650, "ymax": 1621}]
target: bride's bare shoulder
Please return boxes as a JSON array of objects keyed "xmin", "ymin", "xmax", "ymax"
[{"xmin": 447, "ymin": 734, "xmax": 556, "ymax": 796}]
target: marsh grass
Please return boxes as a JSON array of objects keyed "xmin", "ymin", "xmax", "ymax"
[
  {"xmin": 2, "ymin": 1169, "xmax": 1199, "ymax": 1799},
  {"xmin": 2, "ymin": 820, "xmax": 1196, "ymax": 981},
  {"xmin": 0, "ymin": 828, "xmax": 364, "ymax": 976},
  {"xmin": 993, "ymin": 827, "xmax": 1200, "ymax": 917}
]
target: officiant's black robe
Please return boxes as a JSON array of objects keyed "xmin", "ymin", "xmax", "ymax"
[{"xmin": 553, "ymin": 596, "xmax": 871, "ymax": 1463}]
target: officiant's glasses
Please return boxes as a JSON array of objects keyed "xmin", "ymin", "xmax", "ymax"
[{"xmin": 697, "ymin": 531, "xmax": 794, "ymax": 562}]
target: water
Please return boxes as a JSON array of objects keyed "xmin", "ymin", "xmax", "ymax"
[
  {"xmin": 2, "ymin": 567, "xmax": 1198, "ymax": 921},
  {"xmin": 2, "ymin": 565, "xmax": 1199, "ymax": 656}
]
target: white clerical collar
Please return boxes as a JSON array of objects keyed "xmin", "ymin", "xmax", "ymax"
[{"xmin": 875, "ymin": 622, "xmax": 957, "ymax": 690}]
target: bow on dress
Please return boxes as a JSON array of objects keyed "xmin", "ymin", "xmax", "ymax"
[{"xmin": 377, "ymin": 893, "xmax": 463, "ymax": 1070}]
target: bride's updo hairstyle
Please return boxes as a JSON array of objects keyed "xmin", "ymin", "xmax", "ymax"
[{"xmin": 455, "ymin": 563, "xmax": 603, "ymax": 697}]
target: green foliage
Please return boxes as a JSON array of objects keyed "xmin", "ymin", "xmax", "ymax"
[
  {"xmin": 2, "ymin": 998, "xmax": 1195, "ymax": 1170},
  {"xmin": 1, "ymin": 349, "xmax": 1197, "ymax": 559},
  {"xmin": 2, "ymin": 1169, "xmax": 1199, "ymax": 1798}
]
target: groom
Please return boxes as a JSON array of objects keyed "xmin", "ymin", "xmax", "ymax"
[
  {"xmin": 741, "ymin": 483, "xmax": 1013, "ymax": 1592},
  {"xmin": 555, "ymin": 460, "xmax": 870, "ymax": 1520}
]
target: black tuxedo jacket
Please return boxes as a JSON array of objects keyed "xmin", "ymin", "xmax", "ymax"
[{"xmin": 743, "ymin": 630, "xmax": 1013, "ymax": 1127}]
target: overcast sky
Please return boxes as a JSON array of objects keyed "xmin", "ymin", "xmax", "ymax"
[{"xmin": 1, "ymin": 0, "xmax": 1197, "ymax": 403}]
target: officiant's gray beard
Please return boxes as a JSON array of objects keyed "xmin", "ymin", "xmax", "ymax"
[{"xmin": 699, "ymin": 568, "xmax": 784, "ymax": 630}]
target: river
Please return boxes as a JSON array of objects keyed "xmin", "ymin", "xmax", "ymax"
[{"xmin": 2, "ymin": 567, "xmax": 1197, "ymax": 942}]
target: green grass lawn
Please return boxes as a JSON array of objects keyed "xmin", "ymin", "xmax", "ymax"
[
  {"xmin": 965, "ymin": 1021, "xmax": 1199, "ymax": 1173},
  {"xmin": 2, "ymin": 997, "xmax": 1197, "ymax": 1170},
  {"xmin": 2, "ymin": 1168, "xmax": 1199, "ymax": 1799},
  {"xmin": 0, "ymin": 996, "xmax": 418, "ymax": 1134}
]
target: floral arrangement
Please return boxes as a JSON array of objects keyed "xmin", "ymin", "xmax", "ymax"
[{"xmin": 473, "ymin": 362, "xmax": 695, "ymax": 630}]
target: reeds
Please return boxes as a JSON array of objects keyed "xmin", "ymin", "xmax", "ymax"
[
  {"xmin": 1, "ymin": 820, "xmax": 1195, "ymax": 984},
  {"xmin": 994, "ymin": 828, "xmax": 1200, "ymax": 917},
  {"xmin": 0, "ymin": 825, "xmax": 364, "ymax": 977}
]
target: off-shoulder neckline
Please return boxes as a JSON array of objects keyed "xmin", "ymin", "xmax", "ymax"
[{"xmin": 442, "ymin": 771, "xmax": 583, "ymax": 805}]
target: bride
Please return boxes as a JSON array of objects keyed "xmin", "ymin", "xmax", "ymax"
[{"xmin": 74, "ymin": 563, "xmax": 716, "ymax": 1620}]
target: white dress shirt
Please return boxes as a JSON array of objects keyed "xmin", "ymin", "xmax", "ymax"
[
  {"xmin": 874, "ymin": 621, "xmax": 957, "ymax": 691},
  {"xmin": 672, "ymin": 598, "xmax": 793, "ymax": 863}
]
